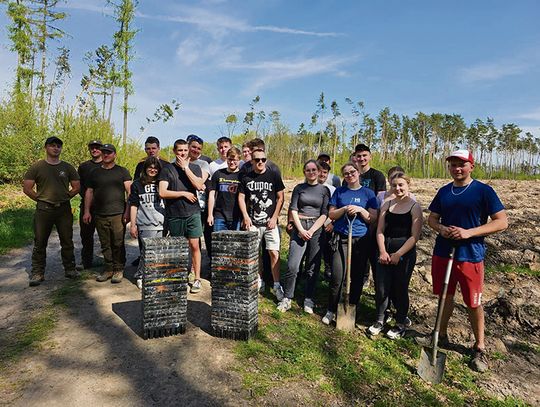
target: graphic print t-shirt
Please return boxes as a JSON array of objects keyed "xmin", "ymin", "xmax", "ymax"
[
  {"xmin": 239, "ymin": 170, "xmax": 285, "ymax": 227},
  {"xmin": 209, "ymin": 168, "xmax": 241, "ymax": 222},
  {"xmin": 128, "ymin": 180, "xmax": 165, "ymax": 230}
]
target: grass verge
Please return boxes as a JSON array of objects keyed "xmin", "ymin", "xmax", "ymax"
[
  {"xmin": 235, "ymin": 294, "xmax": 528, "ymax": 406},
  {"xmin": 0, "ymin": 184, "xmax": 34, "ymax": 255},
  {"xmin": 486, "ymin": 264, "xmax": 540, "ymax": 278},
  {"xmin": 234, "ymin": 243, "xmax": 530, "ymax": 406}
]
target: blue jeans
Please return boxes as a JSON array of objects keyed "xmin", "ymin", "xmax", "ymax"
[{"xmin": 213, "ymin": 217, "xmax": 241, "ymax": 232}]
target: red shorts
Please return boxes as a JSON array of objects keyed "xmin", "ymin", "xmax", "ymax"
[{"xmin": 431, "ymin": 255, "xmax": 484, "ymax": 308}]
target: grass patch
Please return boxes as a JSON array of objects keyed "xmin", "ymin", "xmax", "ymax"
[
  {"xmin": 234, "ymin": 250, "xmax": 530, "ymax": 405},
  {"xmin": 0, "ymin": 278, "xmax": 83, "ymax": 370},
  {"xmin": 486, "ymin": 264, "xmax": 540, "ymax": 277},
  {"xmin": 0, "ymin": 184, "xmax": 34, "ymax": 255}
]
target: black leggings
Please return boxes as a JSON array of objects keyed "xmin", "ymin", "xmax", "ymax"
[
  {"xmin": 375, "ymin": 248, "xmax": 416, "ymax": 324},
  {"xmin": 328, "ymin": 234, "xmax": 369, "ymax": 313}
]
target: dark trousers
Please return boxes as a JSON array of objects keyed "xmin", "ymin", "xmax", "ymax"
[
  {"xmin": 79, "ymin": 203, "xmax": 96, "ymax": 267},
  {"xmin": 283, "ymin": 220, "xmax": 323, "ymax": 299},
  {"xmin": 363, "ymin": 231, "xmax": 378, "ymax": 286},
  {"xmin": 328, "ymin": 234, "xmax": 369, "ymax": 313},
  {"xmin": 322, "ymin": 229, "xmax": 333, "ymax": 277},
  {"xmin": 201, "ymin": 209, "xmax": 213, "ymax": 258},
  {"xmin": 95, "ymin": 214, "xmax": 126, "ymax": 273},
  {"xmin": 375, "ymin": 248, "xmax": 416, "ymax": 324},
  {"xmin": 31, "ymin": 201, "xmax": 75, "ymax": 274}
]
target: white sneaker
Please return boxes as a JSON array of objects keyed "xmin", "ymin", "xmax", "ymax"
[
  {"xmin": 136, "ymin": 279, "xmax": 142, "ymax": 290},
  {"xmin": 273, "ymin": 283, "xmax": 285, "ymax": 301},
  {"xmin": 322, "ymin": 310, "xmax": 335, "ymax": 325},
  {"xmin": 368, "ymin": 321, "xmax": 384, "ymax": 336},
  {"xmin": 277, "ymin": 298, "xmax": 291, "ymax": 312},
  {"xmin": 304, "ymin": 298, "xmax": 315, "ymax": 314},
  {"xmin": 258, "ymin": 277, "xmax": 265, "ymax": 292}
]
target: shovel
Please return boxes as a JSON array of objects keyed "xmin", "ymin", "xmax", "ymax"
[
  {"xmin": 417, "ymin": 246, "xmax": 456, "ymax": 384},
  {"xmin": 336, "ymin": 214, "xmax": 357, "ymax": 331}
]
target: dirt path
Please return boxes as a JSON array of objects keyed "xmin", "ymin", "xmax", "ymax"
[{"xmin": 0, "ymin": 228, "xmax": 250, "ymax": 406}]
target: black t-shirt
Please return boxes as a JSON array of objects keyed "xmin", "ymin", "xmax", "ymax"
[
  {"xmin": 158, "ymin": 162, "xmax": 202, "ymax": 218},
  {"xmin": 209, "ymin": 168, "xmax": 241, "ymax": 222},
  {"xmin": 87, "ymin": 165, "xmax": 132, "ymax": 216},
  {"xmin": 239, "ymin": 169, "xmax": 285, "ymax": 227},
  {"xmin": 78, "ymin": 160, "xmax": 101, "ymax": 202},
  {"xmin": 360, "ymin": 168, "xmax": 386, "ymax": 194},
  {"xmin": 133, "ymin": 158, "xmax": 171, "ymax": 180}
]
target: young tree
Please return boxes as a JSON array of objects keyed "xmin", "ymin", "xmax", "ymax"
[
  {"xmin": 108, "ymin": 0, "xmax": 138, "ymax": 145},
  {"xmin": 4, "ymin": 0, "xmax": 34, "ymax": 94}
]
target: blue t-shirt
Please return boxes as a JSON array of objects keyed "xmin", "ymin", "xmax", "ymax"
[
  {"xmin": 429, "ymin": 180, "xmax": 504, "ymax": 262},
  {"xmin": 329, "ymin": 186, "xmax": 378, "ymax": 237}
]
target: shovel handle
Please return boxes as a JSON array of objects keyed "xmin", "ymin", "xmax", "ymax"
[
  {"xmin": 431, "ymin": 246, "xmax": 456, "ymax": 364},
  {"xmin": 343, "ymin": 214, "xmax": 357, "ymax": 311}
]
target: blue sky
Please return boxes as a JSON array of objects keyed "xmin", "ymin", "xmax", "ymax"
[{"xmin": 1, "ymin": 0, "xmax": 539, "ymax": 147}]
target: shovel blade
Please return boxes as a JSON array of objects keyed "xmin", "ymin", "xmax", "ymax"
[
  {"xmin": 336, "ymin": 303, "xmax": 356, "ymax": 332},
  {"xmin": 417, "ymin": 346, "xmax": 447, "ymax": 384}
]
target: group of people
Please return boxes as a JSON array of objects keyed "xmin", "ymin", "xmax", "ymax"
[{"xmin": 23, "ymin": 135, "xmax": 507, "ymax": 373}]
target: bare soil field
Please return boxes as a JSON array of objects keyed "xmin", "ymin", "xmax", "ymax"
[{"xmin": 0, "ymin": 178, "xmax": 538, "ymax": 406}]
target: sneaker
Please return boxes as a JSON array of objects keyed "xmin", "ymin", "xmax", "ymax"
[
  {"xmin": 386, "ymin": 324, "xmax": 407, "ymax": 340},
  {"xmin": 258, "ymin": 277, "xmax": 265, "ymax": 292},
  {"xmin": 322, "ymin": 311, "xmax": 335, "ymax": 325},
  {"xmin": 29, "ymin": 273, "xmax": 44, "ymax": 287},
  {"xmin": 65, "ymin": 269, "xmax": 79, "ymax": 279},
  {"xmin": 111, "ymin": 271, "xmax": 124, "ymax": 283},
  {"xmin": 75, "ymin": 264, "xmax": 84, "ymax": 271},
  {"xmin": 415, "ymin": 333, "xmax": 450, "ymax": 349},
  {"xmin": 368, "ymin": 321, "xmax": 384, "ymax": 336},
  {"xmin": 470, "ymin": 347, "xmax": 489, "ymax": 372},
  {"xmin": 188, "ymin": 269, "xmax": 195, "ymax": 284},
  {"xmin": 304, "ymin": 298, "xmax": 315, "ymax": 314},
  {"xmin": 404, "ymin": 317, "xmax": 412, "ymax": 328},
  {"xmin": 191, "ymin": 279, "xmax": 201, "ymax": 293},
  {"xmin": 136, "ymin": 279, "xmax": 143, "ymax": 290},
  {"xmin": 277, "ymin": 298, "xmax": 292, "ymax": 312},
  {"xmin": 96, "ymin": 271, "xmax": 114, "ymax": 282},
  {"xmin": 273, "ymin": 283, "xmax": 285, "ymax": 301}
]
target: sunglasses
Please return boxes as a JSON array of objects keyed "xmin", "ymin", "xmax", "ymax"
[
  {"xmin": 101, "ymin": 150, "xmax": 115, "ymax": 155},
  {"xmin": 253, "ymin": 157, "xmax": 267, "ymax": 163},
  {"xmin": 343, "ymin": 170, "xmax": 357, "ymax": 177}
]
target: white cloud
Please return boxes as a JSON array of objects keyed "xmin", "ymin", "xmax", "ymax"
[
  {"xmin": 222, "ymin": 56, "xmax": 353, "ymax": 94},
  {"xmin": 459, "ymin": 60, "xmax": 529, "ymax": 83},
  {"xmin": 140, "ymin": 7, "xmax": 341, "ymax": 39},
  {"xmin": 516, "ymin": 107, "xmax": 540, "ymax": 121},
  {"xmin": 176, "ymin": 35, "xmax": 242, "ymax": 67}
]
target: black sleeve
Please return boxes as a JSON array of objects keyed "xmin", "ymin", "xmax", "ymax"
[
  {"xmin": 134, "ymin": 161, "xmax": 144, "ymax": 180},
  {"xmin": 375, "ymin": 171, "xmax": 386, "ymax": 193},
  {"xmin": 128, "ymin": 181, "xmax": 141, "ymax": 206},
  {"xmin": 209, "ymin": 171, "xmax": 219, "ymax": 191}
]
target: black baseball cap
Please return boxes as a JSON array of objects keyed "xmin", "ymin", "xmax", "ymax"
[
  {"xmin": 88, "ymin": 139, "xmax": 103, "ymax": 147},
  {"xmin": 100, "ymin": 143, "xmax": 116, "ymax": 153},
  {"xmin": 317, "ymin": 152, "xmax": 331, "ymax": 160},
  {"xmin": 45, "ymin": 136, "xmax": 63, "ymax": 146}
]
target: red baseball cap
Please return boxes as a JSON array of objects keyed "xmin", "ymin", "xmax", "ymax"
[{"xmin": 446, "ymin": 149, "xmax": 474, "ymax": 164}]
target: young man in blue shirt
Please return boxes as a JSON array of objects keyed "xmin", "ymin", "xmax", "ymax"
[{"xmin": 424, "ymin": 149, "xmax": 508, "ymax": 372}]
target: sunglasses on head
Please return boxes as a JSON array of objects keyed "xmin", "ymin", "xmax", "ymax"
[
  {"xmin": 253, "ymin": 157, "xmax": 267, "ymax": 163},
  {"xmin": 187, "ymin": 135, "xmax": 203, "ymax": 144}
]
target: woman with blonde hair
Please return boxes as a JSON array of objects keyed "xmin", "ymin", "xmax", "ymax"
[{"xmin": 368, "ymin": 172, "xmax": 422, "ymax": 338}]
